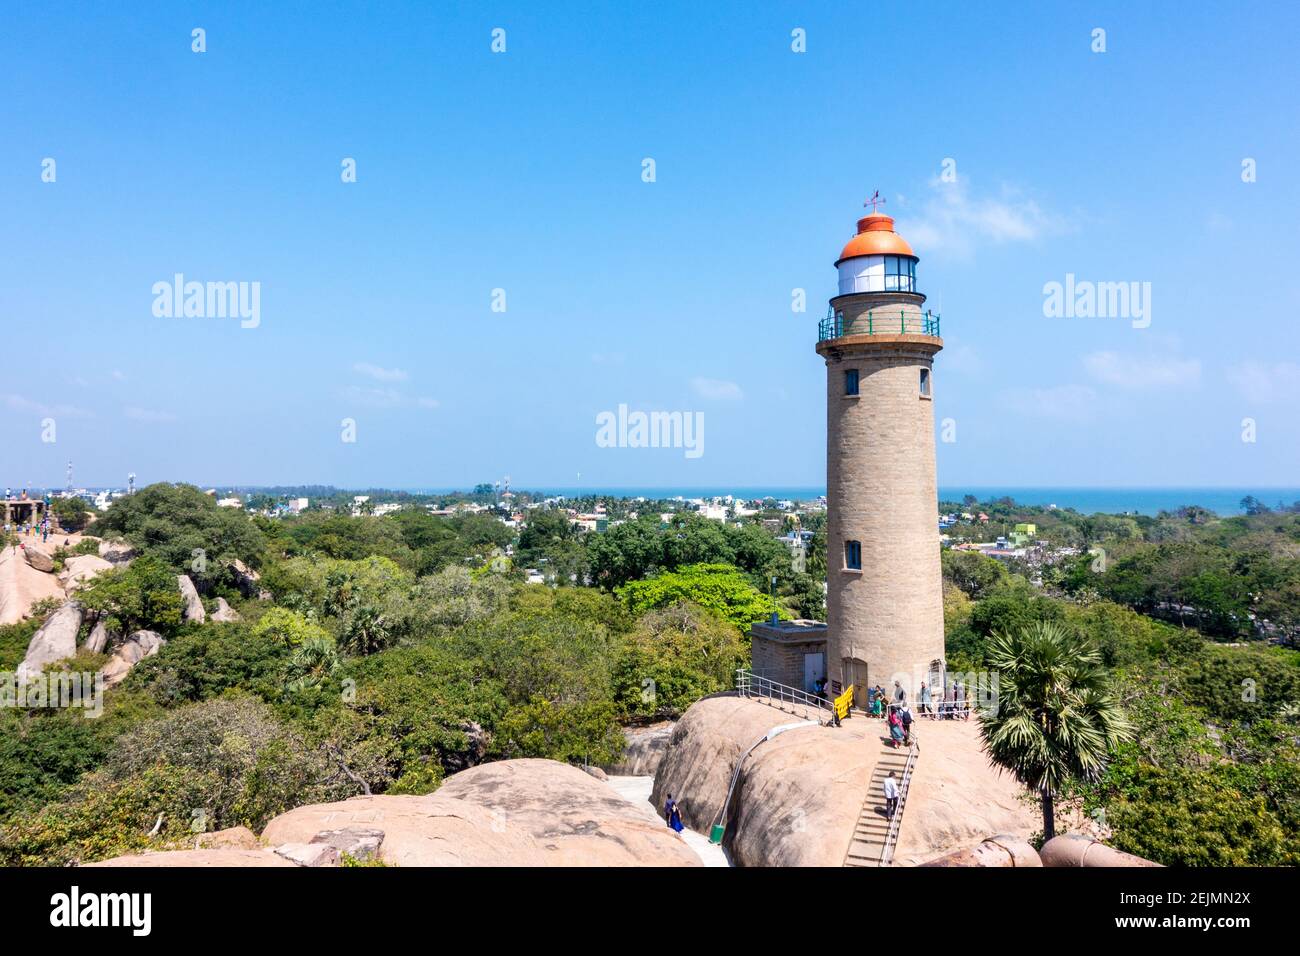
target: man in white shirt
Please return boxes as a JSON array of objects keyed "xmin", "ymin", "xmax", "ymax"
[{"xmin": 883, "ymin": 771, "xmax": 900, "ymax": 818}]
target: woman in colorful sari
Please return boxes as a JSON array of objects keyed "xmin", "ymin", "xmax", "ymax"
[{"xmin": 887, "ymin": 706, "xmax": 905, "ymax": 748}]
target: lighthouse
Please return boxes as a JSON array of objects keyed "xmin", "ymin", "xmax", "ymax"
[{"xmin": 817, "ymin": 200, "xmax": 945, "ymax": 703}]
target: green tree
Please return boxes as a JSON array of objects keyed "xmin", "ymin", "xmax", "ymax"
[
  {"xmin": 613, "ymin": 602, "xmax": 747, "ymax": 719},
  {"xmin": 616, "ymin": 564, "xmax": 782, "ymax": 633},
  {"xmin": 979, "ymin": 621, "xmax": 1132, "ymax": 840},
  {"xmin": 77, "ymin": 555, "xmax": 185, "ymax": 636}
]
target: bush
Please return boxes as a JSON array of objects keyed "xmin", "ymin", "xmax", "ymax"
[{"xmin": 125, "ymin": 622, "xmax": 292, "ymax": 705}]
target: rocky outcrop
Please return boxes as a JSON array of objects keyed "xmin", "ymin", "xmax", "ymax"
[
  {"xmin": 0, "ymin": 545, "xmax": 67, "ymax": 625},
  {"xmin": 230, "ymin": 559, "xmax": 262, "ymax": 598},
  {"xmin": 100, "ymin": 630, "xmax": 165, "ymax": 688},
  {"xmin": 262, "ymin": 758, "xmax": 700, "ymax": 867},
  {"xmin": 436, "ymin": 759, "xmax": 698, "ymax": 867},
  {"xmin": 86, "ymin": 849, "xmax": 296, "ymax": 868},
  {"xmin": 607, "ymin": 722, "xmax": 674, "ymax": 775},
  {"xmin": 262, "ymin": 795, "xmax": 548, "ymax": 867},
  {"xmin": 273, "ymin": 843, "xmax": 339, "ymax": 867},
  {"xmin": 652, "ymin": 694, "xmax": 1037, "ymax": 867},
  {"xmin": 15, "ymin": 602, "xmax": 84, "ymax": 683},
  {"xmin": 22, "ymin": 545, "xmax": 54, "ymax": 574},
  {"xmin": 210, "ymin": 597, "xmax": 241, "ymax": 622},
  {"xmin": 177, "ymin": 575, "xmax": 205, "ymax": 623},
  {"xmin": 922, "ymin": 835, "xmax": 1043, "ymax": 867},
  {"xmin": 98, "ymin": 541, "xmax": 138, "ymax": 565},
  {"xmin": 84, "ymin": 617, "xmax": 114, "ymax": 655},
  {"xmin": 194, "ymin": 826, "xmax": 259, "ymax": 850},
  {"xmin": 59, "ymin": 554, "xmax": 113, "ymax": 592},
  {"xmin": 309, "ymin": 827, "xmax": 384, "ymax": 862},
  {"xmin": 652, "ymin": 695, "xmax": 856, "ymax": 866},
  {"xmin": 443, "ymin": 721, "xmax": 488, "ymax": 774}
]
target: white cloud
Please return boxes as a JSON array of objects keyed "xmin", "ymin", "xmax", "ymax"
[
  {"xmin": 3, "ymin": 394, "xmax": 91, "ymax": 418},
  {"xmin": 998, "ymin": 384, "xmax": 1098, "ymax": 423},
  {"xmin": 691, "ymin": 377, "xmax": 744, "ymax": 401},
  {"xmin": 1226, "ymin": 361, "xmax": 1300, "ymax": 404},
  {"xmin": 124, "ymin": 406, "xmax": 179, "ymax": 423},
  {"xmin": 1083, "ymin": 351, "xmax": 1201, "ymax": 389},
  {"xmin": 896, "ymin": 179, "xmax": 1067, "ymax": 258},
  {"xmin": 342, "ymin": 385, "xmax": 438, "ymax": 410},
  {"xmin": 353, "ymin": 362, "xmax": 409, "ymax": 382}
]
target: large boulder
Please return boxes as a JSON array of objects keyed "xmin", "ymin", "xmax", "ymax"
[
  {"xmin": 606, "ymin": 722, "xmax": 674, "ymax": 775},
  {"xmin": 97, "ymin": 541, "xmax": 138, "ymax": 565},
  {"xmin": 0, "ymin": 545, "xmax": 67, "ymax": 625},
  {"xmin": 652, "ymin": 695, "xmax": 855, "ymax": 866},
  {"xmin": 443, "ymin": 721, "xmax": 488, "ymax": 774},
  {"xmin": 263, "ymin": 759, "xmax": 700, "ymax": 868},
  {"xmin": 59, "ymin": 554, "xmax": 113, "ymax": 592},
  {"xmin": 15, "ymin": 602, "xmax": 84, "ymax": 683},
  {"xmin": 436, "ymin": 758, "xmax": 699, "ymax": 867},
  {"xmin": 230, "ymin": 559, "xmax": 262, "ymax": 598},
  {"xmin": 22, "ymin": 545, "xmax": 54, "ymax": 574},
  {"xmin": 194, "ymin": 826, "xmax": 260, "ymax": 850},
  {"xmin": 177, "ymin": 575, "xmax": 205, "ymax": 623},
  {"xmin": 84, "ymin": 617, "xmax": 115, "ymax": 654},
  {"xmin": 210, "ymin": 597, "xmax": 241, "ymax": 623},
  {"xmin": 652, "ymin": 694, "xmax": 1037, "ymax": 867},
  {"xmin": 262, "ymin": 794, "xmax": 549, "ymax": 867},
  {"xmin": 100, "ymin": 630, "xmax": 165, "ymax": 688},
  {"xmin": 86, "ymin": 849, "xmax": 295, "ymax": 868}
]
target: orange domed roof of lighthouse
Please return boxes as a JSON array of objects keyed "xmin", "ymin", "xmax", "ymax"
[{"xmin": 836, "ymin": 211, "xmax": 915, "ymax": 263}]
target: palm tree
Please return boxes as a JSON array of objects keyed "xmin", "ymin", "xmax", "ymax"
[
  {"xmin": 285, "ymin": 636, "xmax": 341, "ymax": 693},
  {"xmin": 979, "ymin": 620, "xmax": 1132, "ymax": 840}
]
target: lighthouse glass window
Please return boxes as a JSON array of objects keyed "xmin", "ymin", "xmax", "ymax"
[{"xmin": 884, "ymin": 256, "xmax": 916, "ymax": 292}]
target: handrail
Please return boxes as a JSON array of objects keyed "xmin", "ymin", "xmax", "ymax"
[
  {"xmin": 880, "ymin": 738, "xmax": 919, "ymax": 867},
  {"xmin": 735, "ymin": 668, "xmax": 832, "ymax": 720},
  {"xmin": 818, "ymin": 308, "xmax": 941, "ymax": 342}
]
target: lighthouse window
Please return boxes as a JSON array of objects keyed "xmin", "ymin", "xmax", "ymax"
[
  {"xmin": 885, "ymin": 256, "xmax": 916, "ymax": 292},
  {"xmin": 920, "ymin": 368, "xmax": 931, "ymax": 397},
  {"xmin": 845, "ymin": 540, "xmax": 862, "ymax": 570},
  {"xmin": 844, "ymin": 369, "xmax": 859, "ymax": 395}
]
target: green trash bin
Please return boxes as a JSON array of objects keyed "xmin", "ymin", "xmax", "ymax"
[{"xmin": 709, "ymin": 824, "xmax": 725, "ymax": 845}]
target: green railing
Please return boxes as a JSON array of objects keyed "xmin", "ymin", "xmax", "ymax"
[{"xmin": 818, "ymin": 308, "xmax": 941, "ymax": 342}]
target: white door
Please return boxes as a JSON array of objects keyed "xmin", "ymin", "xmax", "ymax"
[{"xmin": 804, "ymin": 652, "xmax": 825, "ymax": 692}]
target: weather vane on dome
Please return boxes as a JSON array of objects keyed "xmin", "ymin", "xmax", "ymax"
[{"xmin": 863, "ymin": 190, "xmax": 886, "ymax": 213}]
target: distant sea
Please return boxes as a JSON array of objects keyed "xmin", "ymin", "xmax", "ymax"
[{"xmin": 414, "ymin": 486, "xmax": 1300, "ymax": 517}]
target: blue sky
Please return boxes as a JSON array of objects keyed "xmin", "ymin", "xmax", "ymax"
[{"xmin": 3, "ymin": 1, "xmax": 1298, "ymax": 490}]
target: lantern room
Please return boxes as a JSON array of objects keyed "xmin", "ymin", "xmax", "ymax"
[{"xmin": 834, "ymin": 211, "xmax": 918, "ymax": 295}]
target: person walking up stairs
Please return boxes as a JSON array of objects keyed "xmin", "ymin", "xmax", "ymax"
[{"xmin": 843, "ymin": 742, "xmax": 915, "ymax": 866}]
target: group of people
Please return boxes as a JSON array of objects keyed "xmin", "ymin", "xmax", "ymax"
[
  {"xmin": 918, "ymin": 679, "xmax": 971, "ymax": 721},
  {"xmin": 861, "ymin": 681, "xmax": 916, "ymax": 749},
  {"xmin": 3, "ymin": 519, "xmax": 52, "ymax": 543}
]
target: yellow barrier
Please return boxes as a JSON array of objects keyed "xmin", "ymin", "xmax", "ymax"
[{"xmin": 834, "ymin": 684, "xmax": 854, "ymax": 720}]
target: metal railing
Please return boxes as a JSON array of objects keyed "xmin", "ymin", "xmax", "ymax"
[
  {"xmin": 735, "ymin": 668, "xmax": 832, "ymax": 719},
  {"xmin": 819, "ymin": 308, "xmax": 941, "ymax": 342},
  {"xmin": 880, "ymin": 738, "xmax": 920, "ymax": 867}
]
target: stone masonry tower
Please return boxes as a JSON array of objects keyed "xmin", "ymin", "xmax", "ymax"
[{"xmin": 816, "ymin": 201, "xmax": 945, "ymax": 703}]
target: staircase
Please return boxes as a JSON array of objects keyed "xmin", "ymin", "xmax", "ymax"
[{"xmin": 843, "ymin": 739, "xmax": 918, "ymax": 867}]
